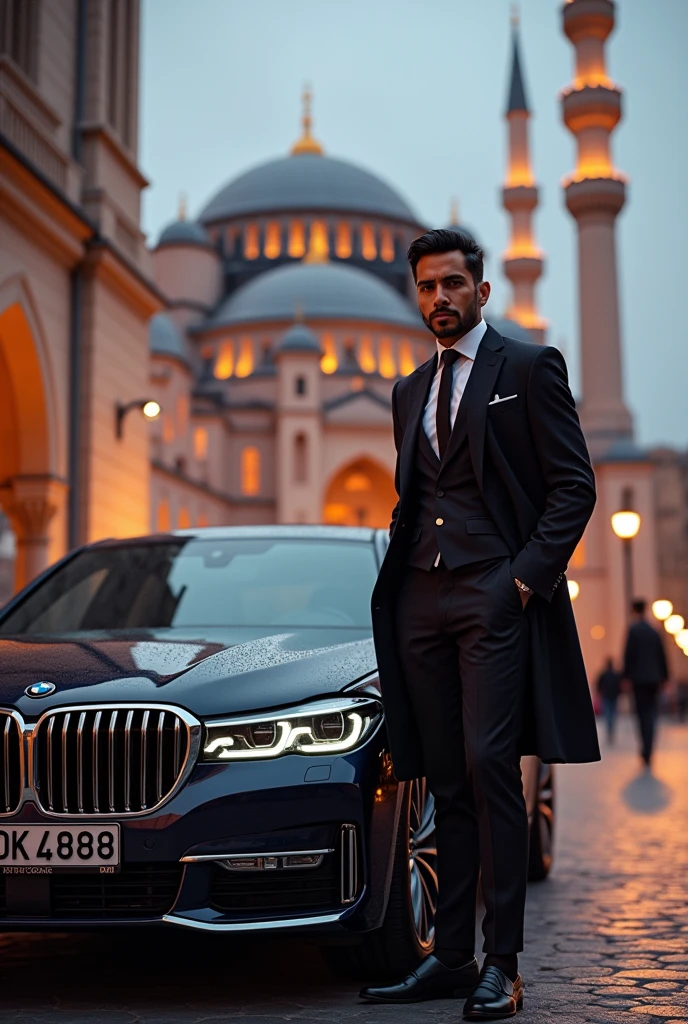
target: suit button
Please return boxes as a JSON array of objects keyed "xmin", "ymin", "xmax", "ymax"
[
  {"xmin": 435, "ymin": 518, "xmax": 444, "ymax": 526},
  {"xmin": 436, "ymin": 489, "xmax": 445, "ymax": 498}
]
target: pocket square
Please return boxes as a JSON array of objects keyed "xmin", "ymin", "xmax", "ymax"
[{"xmin": 488, "ymin": 393, "xmax": 518, "ymax": 406}]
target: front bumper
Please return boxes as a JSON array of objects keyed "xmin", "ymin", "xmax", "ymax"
[{"xmin": 0, "ymin": 739, "xmax": 401, "ymax": 935}]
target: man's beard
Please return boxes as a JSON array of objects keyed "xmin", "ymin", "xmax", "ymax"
[{"xmin": 423, "ymin": 294, "xmax": 480, "ymax": 340}]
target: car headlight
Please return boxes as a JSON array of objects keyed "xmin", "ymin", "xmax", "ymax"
[{"xmin": 202, "ymin": 697, "xmax": 383, "ymax": 761}]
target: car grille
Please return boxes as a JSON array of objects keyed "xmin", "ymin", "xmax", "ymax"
[
  {"xmin": 0, "ymin": 711, "xmax": 22, "ymax": 815},
  {"xmin": 34, "ymin": 707, "xmax": 192, "ymax": 815},
  {"xmin": 49, "ymin": 863, "xmax": 184, "ymax": 918}
]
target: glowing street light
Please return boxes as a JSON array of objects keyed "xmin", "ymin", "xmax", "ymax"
[
  {"xmin": 675, "ymin": 629, "xmax": 688, "ymax": 650},
  {"xmin": 567, "ymin": 579, "xmax": 580, "ymax": 601},
  {"xmin": 664, "ymin": 614, "xmax": 685, "ymax": 636},
  {"xmin": 652, "ymin": 599, "xmax": 674, "ymax": 622},
  {"xmin": 611, "ymin": 504, "xmax": 641, "ymax": 623},
  {"xmin": 610, "ymin": 510, "xmax": 641, "ymax": 540},
  {"xmin": 115, "ymin": 399, "xmax": 162, "ymax": 439}
]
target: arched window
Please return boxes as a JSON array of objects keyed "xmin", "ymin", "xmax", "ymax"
[
  {"xmin": 176, "ymin": 393, "xmax": 189, "ymax": 436},
  {"xmin": 162, "ymin": 413, "xmax": 175, "ymax": 444},
  {"xmin": 241, "ymin": 446, "xmax": 261, "ymax": 495},
  {"xmin": 295, "ymin": 376, "xmax": 307, "ymax": 396},
  {"xmin": 380, "ymin": 227, "xmax": 395, "ymax": 262},
  {"xmin": 399, "ymin": 340, "xmax": 416, "ymax": 376},
  {"xmin": 156, "ymin": 499, "xmax": 171, "ymax": 532},
  {"xmin": 264, "ymin": 221, "xmax": 281, "ymax": 258},
  {"xmin": 294, "ymin": 433, "xmax": 308, "ymax": 484},
  {"xmin": 335, "ymin": 222, "xmax": 352, "ymax": 258},
  {"xmin": 358, "ymin": 335, "xmax": 376, "ymax": 373},
  {"xmin": 178, "ymin": 506, "xmax": 191, "ymax": 529},
  {"xmin": 378, "ymin": 337, "xmax": 396, "ymax": 378},
  {"xmin": 235, "ymin": 337, "xmax": 254, "ymax": 377},
  {"xmin": 361, "ymin": 223, "xmax": 377, "ymax": 260},
  {"xmin": 288, "ymin": 220, "xmax": 306, "ymax": 258},
  {"xmin": 214, "ymin": 340, "xmax": 234, "ymax": 379},
  {"xmin": 193, "ymin": 426, "xmax": 209, "ymax": 461},
  {"xmin": 320, "ymin": 333, "xmax": 338, "ymax": 374},
  {"xmin": 309, "ymin": 221, "xmax": 329, "ymax": 260},
  {"xmin": 244, "ymin": 223, "xmax": 260, "ymax": 259}
]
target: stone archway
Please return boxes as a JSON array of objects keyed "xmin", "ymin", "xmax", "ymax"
[
  {"xmin": 323, "ymin": 457, "xmax": 397, "ymax": 529},
  {"xmin": 0, "ymin": 277, "xmax": 63, "ymax": 592}
]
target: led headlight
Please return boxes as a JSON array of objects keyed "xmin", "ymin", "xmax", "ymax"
[{"xmin": 202, "ymin": 697, "xmax": 383, "ymax": 761}]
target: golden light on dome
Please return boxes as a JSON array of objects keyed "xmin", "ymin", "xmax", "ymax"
[
  {"xmin": 359, "ymin": 335, "xmax": 376, "ymax": 374},
  {"xmin": 664, "ymin": 614, "xmax": 685, "ymax": 637},
  {"xmin": 399, "ymin": 340, "xmax": 416, "ymax": 377},
  {"xmin": 235, "ymin": 337, "xmax": 254, "ymax": 378},
  {"xmin": 303, "ymin": 221, "xmax": 329, "ymax": 263},
  {"xmin": 264, "ymin": 221, "xmax": 281, "ymax": 259},
  {"xmin": 378, "ymin": 337, "xmax": 396, "ymax": 379},
  {"xmin": 214, "ymin": 340, "xmax": 234, "ymax": 379},
  {"xmin": 652, "ymin": 599, "xmax": 673, "ymax": 622},
  {"xmin": 320, "ymin": 333, "xmax": 338, "ymax": 374},
  {"xmin": 288, "ymin": 220, "xmax": 306, "ymax": 258},
  {"xmin": 290, "ymin": 85, "xmax": 324, "ymax": 156},
  {"xmin": 335, "ymin": 222, "xmax": 352, "ymax": 259}
]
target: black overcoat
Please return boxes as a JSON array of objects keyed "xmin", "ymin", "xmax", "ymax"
[{"xmin": 371, "ymin": 325, "xmax": 601, "ymax": 780}]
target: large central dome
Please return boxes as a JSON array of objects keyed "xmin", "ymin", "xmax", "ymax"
[{"xmin": 199, "ymin": 153, "xmax": 420, "ymax": 226}]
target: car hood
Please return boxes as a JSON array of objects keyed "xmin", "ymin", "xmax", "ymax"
[{"xmin": 0, "ymin": 627, "xmax": 378, "ymax": 719}]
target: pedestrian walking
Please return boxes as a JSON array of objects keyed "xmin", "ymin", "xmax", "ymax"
[
  {"xmin": 623, "ymin": 598, "xmax": 669, "ymax": 769},
  {"xmin": 365, "ymin": 229, "xmax": 599, "ymax": 1020},
  {"xmin": 596, "ymin": 657, "xmax": 622, "ymax": 743}
]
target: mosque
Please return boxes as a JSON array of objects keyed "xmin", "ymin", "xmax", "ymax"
[{"xmin": 0, "ymin": 0, "xmax": 686, "ymax": 682}]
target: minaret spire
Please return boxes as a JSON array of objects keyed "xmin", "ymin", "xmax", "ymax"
[
  {"xmin": 502, "ymin": 14, "xmax": 546, "ymax": 344},
  {"xmin": 290, "ymin": 84, "xmax": 324, "ymax": 156}
]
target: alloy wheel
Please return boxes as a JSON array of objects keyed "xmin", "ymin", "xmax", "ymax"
[{"xmin": 408, "ymin": 778, "xmax": 438, "ymax": 949}]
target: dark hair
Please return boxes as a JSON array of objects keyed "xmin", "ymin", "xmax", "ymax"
[
  {"xmin": 407, "ymin": 229, "xmax": 485, "ymax": 285},
  {"xmin": 632, "ymin": 598, "xmax": 647, "ymax": 615}
]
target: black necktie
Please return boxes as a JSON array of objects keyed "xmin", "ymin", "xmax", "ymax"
[{"xmin": 436, "ymin": 348, "xmax": 462, "ymax": 460}]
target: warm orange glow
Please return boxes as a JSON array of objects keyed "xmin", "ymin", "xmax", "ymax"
[
  {"xmin": 380, "ymin": 227, "xmax": 395, "ymax": 263},
  {"xmin": 675, "ymin": 629, "xmax": 688, "ymax": 651},
  {"xmin": 320, "ymin": 333, "xmax": 338, "ymax": 374},
  {"xmin": 351, "ymin": 376, "xmax": 364, "ymax": 392},
  {"xmin": 307, "ymin": 221, "xmax": 329, "ymax": 261},
  {"xmin": 142, "ymin": 401, "xmax": 161, "ymax": 420},
  {"xmin": 504, "ymin": 242, "xmax": 542, "ymax": 260},
  {"xmin": 591, "ymin": 625, "xmax": 606, "ymax": 640},
  {"xmin": 359, "ymin": 335, "xmax": 376, "ymax": 373},
  {"xmin": 162, "ymin": 413, "xmax": 174, "ymax": 444},
  {"xmin": 570, "ymin": 538, "xmax": 586, "ymax": 569},
  {"xmin": 241, "ymin": 446, "xmax": 261, "ymax": 495},
  {"xmin": 378, "ymin": 337, "xmax": 396, "ymax": 379},
  {"xmin": 178, "ymin": 506, "xmax": 191, "ymax": 529},
  {"xmin": 176, "ymin": 393, "xmax": 189, "ymax": 435},
  {"xmin": 235, "ymin": 337, "xmax": 254, "ymax": 377},
  {"xmin": 505, "ymin": 306, "xmax": 548, "ymax": 330},
  {"xmin": 264, "ymin": 221, "xmax": 281, "ymax": 258},
  {"xmin": 244, "ymin": 223, "xmax": 260, "ymax": 260},
  {"xmin": 214, "ymin": 340, "xmax": 234, "ymax": 379},
  {"xmin": 563, "ymin": 165, "xmax": 626, "ymax": 187},
  {"xmin": 567, "ymin": 579, "xmax": 580, "ymax": 601},
  {"xmin": 197, "ymin": 512, "xmax": 209, "ymax": 527},
  {"xmin": 323, "ymin": 458, "xmax": 397, "ymax": 528},
  {"xmin": 506, "ymin": 164, "xmax": 534, "ymax": 188},
  {"xmin": 323, "ymin": 503, "xmax": 350, "ymax": 524},
  {"xmin": 652, "ymin": 599, "xmax": 674, "ymax": 622},
  {"xmin": 156, "ymin": 499, "xmax": 171, "ymax": 532},
  {"xmin": 611, "ymin": 510, "xmax": 641, "ymax": 540},
  {"xmin": 193, "ymin": 426, "xmax": 209, "ymax": 461},
  {"xmin": 361, "ymin": 223, "xmax": 377, "ymax": 260},
  {"xmin": 398, "ymin": 340, "xmax": 416, "ymax": 377},
  {"xmin": 336, "ymin": 222, "xmax": 352, "ymax": 258},
  {"xmin": 288, "ymin": 220, "xmax": 306, "ymax": 258},
  {"xmin": 665, "ymin": 614, "xmax": 685, "ymax": 636},
  {"xmin": 344, "ymin": 473, "xmax": 371, "ymax": 493}
]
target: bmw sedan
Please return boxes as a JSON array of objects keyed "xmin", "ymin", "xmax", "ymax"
[{"xmin": 0, "ymin": 526, "xmax": 553, "ymax": 976}]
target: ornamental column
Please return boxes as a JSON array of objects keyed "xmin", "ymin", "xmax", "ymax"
[
  {"xmin": 502, "ymin": 11, "xmax": 546, "ymax": 345},
  {"xmin": 0, "ymin": 476, "xmax": 66, "ymax": 590},
  {"xmin": 561, "ymin": 0, "xmax": 633, "ymax": 454}
]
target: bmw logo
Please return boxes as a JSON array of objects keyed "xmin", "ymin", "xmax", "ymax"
[{"xmin": 25, "ymin": 681, "xmax": 57, "ymax": 698}]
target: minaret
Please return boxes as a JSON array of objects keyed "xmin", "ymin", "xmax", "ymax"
[
  {"xmin": 561, "ymin": 0, "xmax": 632, "ymax": 453},
  {"xmin": 290, "ymin": 85, "xmax": 324, "ymax": 156},
  {"xmin": 502, "ymin": 9, "xmax": 546, "ymax": 346}
]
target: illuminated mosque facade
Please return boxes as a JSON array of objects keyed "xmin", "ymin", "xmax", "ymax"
[{"xmin": 1, "ymin": 0, "xmax": 687, "ymax": 680}]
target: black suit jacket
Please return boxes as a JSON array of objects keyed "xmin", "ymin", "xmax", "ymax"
[
  {"xmin": 371, "ymin": 325, "xmax": 601, "ymax": 779},
  {"xmin": 623, "ymin": 620, "xmax": 668, "ymax": 686}
]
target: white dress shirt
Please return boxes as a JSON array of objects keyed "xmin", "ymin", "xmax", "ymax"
[{"xmin": 423, "ymin": 318, "xmax": 487, "ymax": 458}]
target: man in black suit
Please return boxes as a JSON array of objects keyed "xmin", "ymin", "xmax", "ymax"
[
  {"xmin": 623, "ymin": 598, "xmax": 669, "ymax": 769},
  {"xmin": 362, "ymin": 230, "xmax": 600, "ymax": 1019}
]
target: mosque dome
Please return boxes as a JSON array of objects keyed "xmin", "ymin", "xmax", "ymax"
[
  {"xmin": 275, "ymin": 321, "xmax": 322, "ymax": 354},
  {"xmin": 208, "ymin": 261, "xmax": 422, "ymax": 330},
  {"xmin": 149, "ymin": 312, "xmax": 191, "ymax": 366},
  {"xmin": 157, "ymin": 219, "xmax": 211, "ymax": 248}
]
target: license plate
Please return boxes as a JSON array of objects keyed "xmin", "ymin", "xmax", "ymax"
[{"xmin": 0, "ymin": 825, "xmax": 120, "ymax": 874}]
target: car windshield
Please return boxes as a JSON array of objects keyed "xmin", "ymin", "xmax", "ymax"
[{"xmin": 0, "ymin": 538, "xmax": 378, "ymax": 634}]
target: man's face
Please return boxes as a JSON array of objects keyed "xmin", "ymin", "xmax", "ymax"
[{"xmin": 414, "ymin": 251, "xmax": 491, "ymax": 346}]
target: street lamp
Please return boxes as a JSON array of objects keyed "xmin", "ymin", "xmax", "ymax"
[
  {"xmin": 652, "ymin": 599, "xmax": 673, "ymax": 622},
  {"xmin": 675, "ymin": 629, "xmax": 688, "ymax": 650},
  {"xmin": 567, "ymin": 579, "xmax": 580, "ymax": 601},
  {"xmin": 115, "ymin": 399, "xmax": 161, "ymax": 440},
  {"xmin": 610, "ymin": 506, "xmax": 641, "ymax": 622},
  {"xmin": 664, "ymin": 613, "xmax": 685, "ymax": 636}
]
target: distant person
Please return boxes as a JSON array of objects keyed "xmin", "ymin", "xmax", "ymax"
[
  {"xmin": 596, "ymin": 657, "xmax": 622, "ymax": 743},
  {"xmin": 623, "ymin": 599, "xmax": 669, "ymax": 769}
]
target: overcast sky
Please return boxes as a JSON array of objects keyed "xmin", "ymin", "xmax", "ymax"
[{"xmin": 140, "ymin": 0, "xmax": 687, "ymax": 450}]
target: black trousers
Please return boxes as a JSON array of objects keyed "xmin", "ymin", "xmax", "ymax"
[
  {"xmin": 396, "ymin": 557, "xmax": 528, "ymax": 954},
  {"xmin": 632, "ymin": 682, "xmax": 660, "ymax": 765}
]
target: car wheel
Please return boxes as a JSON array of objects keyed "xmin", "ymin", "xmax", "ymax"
[
  {"xmin": 323, "ymin": 778, "xmax": 438, "ymax": 980},
  {"xmin": 527, "ymin": 761, "xmax": 555, "ymax": 881}
]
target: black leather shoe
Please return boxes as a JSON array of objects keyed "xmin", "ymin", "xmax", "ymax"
[
  {"xmin": 462, "ymin": 965, "xmax": 523, "ymax": 1019},
  {"xmin": 359, "ymin": 954, "xmax": 480, "ymax": 1003}
]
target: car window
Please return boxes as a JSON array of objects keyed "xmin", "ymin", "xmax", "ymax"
[{"xmin": 0, "ymin": 539, "xmax": 378, "ymax": 634}]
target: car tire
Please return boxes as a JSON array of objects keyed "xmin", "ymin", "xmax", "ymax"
[
  {"xmin": 323, "ymin": 778, "xmax": 437, "ymax": 980},
  {"xmin": 527, "ymin": 760, "xmax": 555, "ymax": 881}
]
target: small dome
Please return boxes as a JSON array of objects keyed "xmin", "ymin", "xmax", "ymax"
[
  {"xmin": 199, "ymin": 154, "xmax": 420, "ymax": 225},
  {"xmin": 149, "ymin": 313, "xmax": 191, "ymax": 367},
  {"xmin": 597, "ymin": 437, "xmax": 647, "ymax": 463},
  {"xmin": 276, "ymin": 322, "xmax": 322, "ymax": 354},
  {"xmin": 207, "ymin": 261, "xmax": 421, "ymax": 330},
  {"xmin": 156, "ymin": 219, "xmax": 211, "ymax": 248}
]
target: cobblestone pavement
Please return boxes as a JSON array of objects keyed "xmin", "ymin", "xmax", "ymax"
[{"xmin": 1, "ymin": 715, "xmax": 687, "ymax": 1023}]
